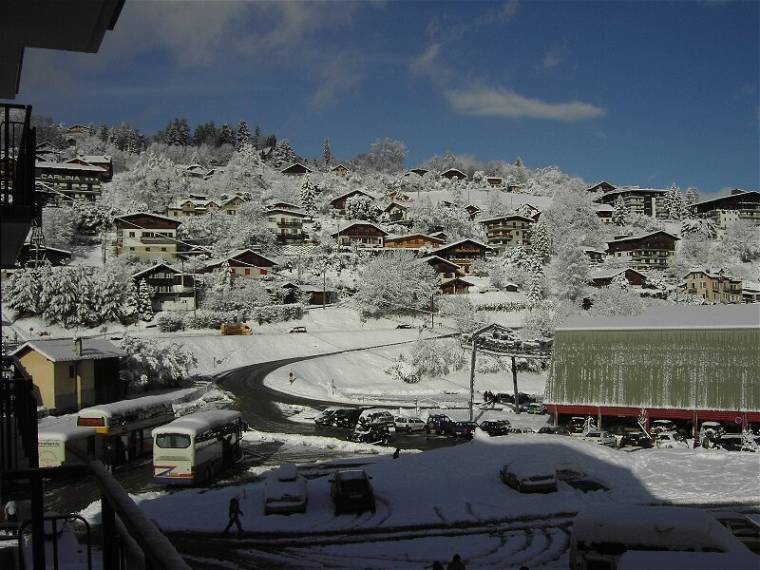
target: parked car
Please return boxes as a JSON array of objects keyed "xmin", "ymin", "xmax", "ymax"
[
  {"xmin": 567, "ymin": 417, "xmax": 588, "ymax": 434},
  {"xmin": 330, "ymin": 469, "xmax": 375, "ymax": 516},
  {"xmin": 394, "ymin": 416, "xmax": 425, "ymax": 433},
  {"xmin": 264, "ymin": 464, "xmax": 307, "ymax": 515},
  {"xmin": 537, "ymin": 425, "xmax": 571, "ymax": 436},
  {"xmin": 527, "ymin": 403, "xmax": 545, "ymax": 415},
  {"xmin": 425, "ymin": 414, "xmax": 453, "ymax": 435},
  {"xmin": 289, "ymin": 326, "xmax": 307, "ymax": 333},
  {"xmin": 715, "ymin": 434, "xmax": 756, "ymax": 452},
  {"xmin": 713, "ymin": 512, "xmax": 760, "ymax": 552},
  {"xmin": 500, "ymin": 461, "xmax": 557, "ymax": 493},
  {"xmin": 699, "ymin": 421, "xmax": 724, "ymax": 438},
  {"xmin": 480, "ymin": 420, "xmax": 512, "ymax": 436},
  {"xmin": 350, "ymin": 424, "xmax": 393, "ymax": 445},
  {"xmin": 357, "ymin": 410, "xmax": 397, "ymax": 433},
  {"xmin": 450, "ymin": 421, "xmax": 478, "ymax": 439},
  {"xmin": 581, "ymin": 431, "xmax": 617, "ymax": 447},
  {"xmin": 655, "ymin": 430, "xmax": 689, "ymax": 448},
  {"xmin": 333, "ymin": 408, "xmax": 366, "ymax": 429},
  {"xmin": 619, "ymin": 431, "xmax": 653, "ymax": 448},
  {"xmin": 395, "ymin": 323, "xmax": 413, "ymax": 329},
  {"xmin": 508, "ymin": 427, "xmax": 536, "ymax": 434},
  {"xmin": 650, "ymin": 419, "xmax": 677, "ymax": 435},
  {"xmin": 314, "ymin": 408, "xmax": 340, "ymax": 427},
  {"xmin": 220, "ymin": 322, "xmax": 252, "ymax": 335}
]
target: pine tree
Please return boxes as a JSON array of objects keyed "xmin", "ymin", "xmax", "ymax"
[
  {"xmin": 549, "ymin": 244, "xmax": 590, "ymax": 302},
  {"xmin": 527, "ymin": 271, "xmax": 544, "ymax": 307},
  {"xmin": 685, "ymin": 187, "xmax": 698, "ymax": 207},
  {"xmin": 300, "ymin": 175, "xmax": 316, "ymax": 214},
  {"xmin": 273, "ymin": 139, "xmax": 297, "ymax": 167},
  {"xmin": 121, "ymin": 278, "xmax": 139, "ymax": 324},
  {"xmin": 612, "ymin": 196, "xmax": 629, "ymax": 226},
  {"xmin": 137, "ymin": 279, "xmax": 154, "ymax": 322},
  {"xmin": 6, "ymin": 267, "xmax": 42, "ymax": 315},
  {"xmin": 97, "ymin": 124, "xmax": 109, "ymax": 143},
  {"xmin": 528, "ymin": 220, "xmax": 552, "ymax": 263},
  {"xmin": 235, "ymin": 120, "xmax": 251, "ymax": 149},
  {"xmin": 96, "ymin": 270, "xmax": 124, "ymax": 323},
  {"xmin": 253, "ymin": 125, "xmax": 262, "ymax": 149},
  {"xmin": 218, "ymin": 123, "xmax": 234, "ymax": 147},
  {"xmin": 323, "ymin": 138, "xmax": 332, "ymax": 166}
]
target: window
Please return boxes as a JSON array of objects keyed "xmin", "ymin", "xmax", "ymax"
[
  {"xmin": 129, "ymin": 247, "xmax": 135, "ymax": 251},
  {"xmin": 244, "ymin": 268, "xmax": 251, "ymax": 276},
  {"xmin": 129, "ymin": 231, "xmax": 135, "ymax": 237},
  {"xmin": 161, "ymin": 247, "xmax": 167, "ymax": 252},
  {"xmin": 155, "ymin": 434, "xmax": 191, "ymax": 449},
  {"xmin": 146, "ymin": 247, "xmax": 151, "ymax": 252}
]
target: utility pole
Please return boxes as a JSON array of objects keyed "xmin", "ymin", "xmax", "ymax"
[
  {"xmin": 322, "ymin": 267, "xmax": 327, "ymax": 310},
  {"xmin": 430, "ymin": 292, "xmax": 435, "ymax": 329},
  {"xmin": 468, "ymin": 336, "xmax": 477, "ymax": 421},
  {"xmin": 511, "ymin": 355, "xmax": 520, "ymax": 415}
]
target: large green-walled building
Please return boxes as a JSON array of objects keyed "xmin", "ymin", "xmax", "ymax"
[{"xmin": 544, "ymin": 305, "xmax": 760, "ymax": 427}]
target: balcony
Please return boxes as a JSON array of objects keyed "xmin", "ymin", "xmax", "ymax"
[
  {"xmin": 277, "ymin": 221, "xmax": 303, "ymax": 228},
  {"xmin": 139, "ymin": 235, "xmax": 174, "ymax": 244},
  {"xmin": 1, "ymin": 104, "xmax": 37, "ymax": 268}
]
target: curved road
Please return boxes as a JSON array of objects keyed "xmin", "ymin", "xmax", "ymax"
[{"xmin": 218, "ymin": 354, "xmax": 465, "ymax": 451}]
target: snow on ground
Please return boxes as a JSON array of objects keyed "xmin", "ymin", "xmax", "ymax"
[
  {"xmin": 129, "ymin": 434, "xmax": 760, "ymax": 537},
  {"xmin": 243, "ymin": 429, "xmax": 402, "ymax": 457},
  {"xmin": 265, "ymin": 344, "xmax": 547, "ymax": 408}
]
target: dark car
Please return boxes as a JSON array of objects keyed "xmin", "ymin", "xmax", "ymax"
[
  {"xmin": 450, "ymin": 421, "xmax": 478, "ymax": 439},
  {"xmin": 395, "ymin": 323, "xmax": 413, "ymax": 329},
  {"xmin": 715, "ymin": 434, "xmax": 754, "ymax": 452},
  {"xmin": 566, "ymin": 417, "xmax": 587, "ymax": 434},
  {"xmin": 314, "ymin": 408, "xmax": 339, "ymax": 427},
  {"xmin": 289, "ymin": 326, "xmax": 307, "ymax": 333},
  {"xmin": 619, "ymin": 431, "xmax": 654, "ymax": 448},
  {"xmin": 350, "ymin": 424, "xmax": 392, "ymax": 445},
  {"xmin": 480, "ymin": 420, "xmax": 512, "ymax": 436},
  {"xmin": 333, "ymin": 408, "xmax": 365, "ymax": 429},
  {"xmin": 537, "ymin": 425, "xmax": 571, "ymax": 436},
  {"xmin": 425, "ymin": 414, "xmax": 453, "ymax": 435},
  {"xmin": 330, "ymin": 469, "xmax": 375, "ymax": 516}
]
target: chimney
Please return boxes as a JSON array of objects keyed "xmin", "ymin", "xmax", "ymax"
[{"xmin": 73, "ymin": 337, "xmax": 82, "ymax": 357}]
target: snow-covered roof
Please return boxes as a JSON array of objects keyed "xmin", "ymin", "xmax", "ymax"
[
  {"xmin": 38, "ymin": 419, "xmax": 96, "ymax": 441},
  {"xmin": 78, "ymin": 393, "xmax": 174, "ymax": 420},
  {"xmin": 115, "ymin": 212, "xmax": 182, "ymax": 225},
  {"xmin": 152, "ymin": 410, "xmax": 242, "ymax": 437},
  {"xmin": 132, "ymin": 262, "xmax": 181, "ymax": 278},
  {"xmin": 684, "ymin": 267, "xmax": 740, "ymax": 281},
  {"xmin": 595, "ymin": 203, "xmax": 615, "ymax": 212},
  {"xmin": 75, "ymin": 155, "xmax": 111, "ymax": 164},
  {"xmin": 419, "ymin": 255, "xmax": 462, "ymax": 269},
  {"xmin": 266, "ymin": 201, "xmax": 301, "ymax": 210},
  {"xmin": 690, "ymin": 190, "xmax": 759, "ymax": 208},
  {"xmin": 330, "ymin": 188, "xmax": 378, "ymax": 203},
  {"xmin": 559, "ymin": 305, "xmax": 760, "ymax": 331},
  {"xmin": 582, "ymin": 247, "xmax": 606, "ymax": 255},
  {"xmin": 406, "ymin": 189, "xmax": 552, "ymax": 211},
  {"xmin": 13, "ymin": 338, "xmax": 126, "ymax": 363},
  {"xmin": 433, "ymin": 238, "xmax": 494, "ymax": 253},
  {"xmin": 439, "ymin": 277, "xmax": 474, "ymax": 287},
  {"xmin": 607, "ymin": 230, "xmax": 679, "ymax": 244},
  {"xmin": 331, "ymin": 222, "xmax": 388, "ymax": 236},
  {"xmin": 382, "ymin": 201, "xmax": 408, "ymax": 211},
  {"xmin": 266, "ymin": 208, "xmax": 307, "ymax": 217},
  {"xmin": 208, "ymin": 248, "xmax": 279, "ymax": 268},
  {"xmin": 280, "ymin": 162, "xmax": 313, "ymax": 173},
  {"xmin": 594, "ymin": 186, "xmax": 669, "ymax": 200},
  {"xmin": 36, "ymin": 161, "xmax": 107, "ymax": 173},
  {"xmin": 588, "ymin": 267, "xmax": 644, "ymax": 281},
  {"xmin": 477, "ymin": 214, "xmax": 535, "ymax": 224},
  {"xmin": 385, "ymin": 233, "xmax": 443, "ymax": 243}
]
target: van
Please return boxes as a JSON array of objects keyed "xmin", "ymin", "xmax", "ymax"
[
  {"xmin": 220, "ymin": 323, "xmax": 252, "ymax": 335},
  {"xmin": 569, "ymin": 505, "xmax": 749, "ymax": 570}
]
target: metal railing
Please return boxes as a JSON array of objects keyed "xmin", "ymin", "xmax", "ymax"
[
  {"xmin": 1, "ymin": 104, "xmax": 36, "ymax": 213},
  {"xmin": 0, "ymin": 358, "xmax": 39, "ymax": 488}
]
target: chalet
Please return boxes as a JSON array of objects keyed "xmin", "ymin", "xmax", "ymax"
[
  {"xmin": 439, "ymin": 276, "xmax": 474, "ymax": 295},
  {"xmin": 330, "ymin": 164, "xmax": 350, "ymax": 177},
  {"xmin": 486, "ymin": 176, "xmax": 504, "ymax": 188},
  {"xmin": 464, "ymin": 204, "xmax": 481, "ymax": 220},
  {"xmin": 203, "ymin": 249, "xmax": 278, "ymax": 279},
  {"xmin": 595, "ymin": 203, "xmax": 614, "ymax": 224},
  {"xmin": 586, "ymin": 181, "xmax": 617, "ymax": 193},
  {"xmin": 429, "ymin": 231, "xmax": 448, "ymax": 242},
  {"xmin": 420, "ymin": 255, "xmax": 463, "ymax": 280},
  {"xmin": 432, "ymin": 238, "xmax": 494, "ymax": 274},
  {"xmin": 441, "ymin": 168, "xmax": 467, "ymax": 181},
  {"xmin": 606, "ymin": 231, "xmax": 679, "ymax": 269},
  {"xmin": 35, "ymin": 142, "xmax": 62, "ymax": 162},
  {"xmin": 478, "ymin": 214, "xmax": 534, "ymax": 251},
  {"xmin": 281, "ymin": 282, "xmax": 338, "ymax": 306},
  {"xmin": 167, "ymin": 197, "xmax": 221, "ymax": 218},
  {"xmin": 12, "ymin": 338, "xmax": 125, "ymax": 414},
  {"xmin": 408, "ymin": 168, "xmax": 429, "ymax": 177},
  {"xmin": 35, "ymin": 160, "xmax": 108, "ymax": 201},
  {"xmin": 280, "ymin": 162, "xmax": 313, "ymax": 176},
  {"xmin": 332, "ymin": 222, "xmax": 387, "ymax": 248},
  {"xmin": 381, "ymin": 201, "xmax": 409, "ymax": 223},
  {"xmin": 182, "ymin": 164, "xmax": 210, "ymax": 178},
  {"xmin": 582, "ymin": 247, "xmax": 606, "ymax": 264},
  {"xmin": 514, "ymin": 203, "xmax": 541, "ymax": 220},
  {"xmin": 220, "ymin": 195, "xmax": 245, "ymax": 215},
  {"xmin": 66, "ymin": 124, "xmax": 91, "ymax": 137},
  {"xmin": 506, "ymin": 182, "xmax": 523, "ymax": 193},
  {"xmin": 384, "ymin": 233, "xmax": 444, "ymax": 250},
  {"xmin": 66, "ymin": 155, "xmax": 112, "ymax": 181},
  {"xmin": 16, "ymin": 243, "xmax": 71, "ymax": 267},
  {"xmin": 330, "ymin": 189, "xmax": 377, "ymax": 214},
  {"xmin": 594, "ymin": 186, "xmax": 669, "ymax": 219},
  {"xmin": 267, "ymin": 201, "xmax": 302, "ymax": 211},
  {"xmin": 683, "ymin": 268, "xmax": 742, "ymax": 304},
  {"xmin": 688, "ymin": 190, "xmax": 760, "ymax": 228},
  {"xmin": 133, "ymin": 263, "xmax": 195, "ymax": 312},
  {"xmin": 589, "ymin": 267, "xmax": 647, "ymax": 288},
  {"xmin": 266, "ymin": 208, "xmax": 307, "ymax": 243},
  {"xmin": 113, "ymin": 213, "xmax": 181, "ymax": 261}
]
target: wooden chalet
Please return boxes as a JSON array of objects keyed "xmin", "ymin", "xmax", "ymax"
[
  {"xmin": 203, "ymin": 249, "xmax": 279, "ymax": 279},
  {"xmin": 133, "ymin": 263, "xmax": 195, "ymax": 311},
  {"xmin": 408, "ymin": 168, "xmax": 429, "ymax": 177},
  {"xmin": 330, "ymin": 189, "xmax": 376, "ymax": 213},
  {"xmin": 441, "ymin": 168, "xmax": 467, "ymax": 181},
  {"xmin": 429, "ymin": 231, "xmax": 448, "ymax": 242},
  {"xmin": 420, "ymin": 255, "xmax": 463, "ymax": 280},
  {"xmin": 485, "ymin": 176, "xmax": 503, "ymax": 188},
  {"xmin": 330, "ymin": 164, "xmax": 350, "ymax": 177},
  {"xmin": 606, "ymin": 231, "xmax": 679, "ymax": 269},
  {"xmin": 280, "ymin": 163, "xmax": 313, "ymax": 176},
  {"xmin": 464, "ymin": 204, "xmax": 481, "ymax": 220},
  {"xmin": 582, "ymin": 247, "xmax": 607, "ymax": 264},
  {"xmin": 586, "ymin": 181, "xmax": 617, "ymax": 193},
  {"xmin": 331, "ymin": 222, "xmax": 387, "ymax": 248},
  {"xmin": 267, "ymin": 201, "xmax": 302, "ymax": 211},
  {"xmin": 114, "ymin": 213, "xmax": 181, "ymax": 261},
  {"xmin": 689, "ymin": 190, "xmax": 760, "ymax": 228},
  {"xmin": 16, "ymin": 243, "xmax": 71, "ymax": 267},
  {"xmin": 431, "ymin": 238, "xmax": 493, "ymax": 274},
  {"xmin": 381, "ymin": 201, "xmax": 409, "ymax": 223},
  {"xmin": 384, "ymin": 233, "xmax": 444, "ymax": 250},
  {"xmin": 589, "ymin": 268, "xmax": 647, "ymax": 288},
  {"xmin": 439, "ymin": 276, "xmax": 474, "ymax": 295},
  {"xmin": 281, "ymin": 282, "xmax": 338, "ymax": 305}
]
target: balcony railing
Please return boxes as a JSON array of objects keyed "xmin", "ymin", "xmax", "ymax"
[
  {"xmin": 276, "ymin": 221, "xmax": 302, "ymax": 228},
  {"xmin": 139, "ymin": 235, "xmax": 174, "ymax": 244},
  {"xmin": 1, "ymin": 104, "xmax": 36, "ymax": 213}
]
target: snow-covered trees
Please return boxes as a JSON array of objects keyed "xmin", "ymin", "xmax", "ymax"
[
  {"xmin": 685, "ymin": 187, "xmax": 698, "ymax": 206},
  {"xmin": 300, "ymin": 175, "xmax": 316, "ymax": 214},
  {"xmin": 589, "ymin": 281, "xmax": 645, "ymax": 317},
  {"xmin": 159, "ymin": 118, "xmax": 192, "ymax": 146},
  {"xmin": 235, "ymin": 120, "xmax": 250, "ymax": 149},
  {"xmin": 217, "ymin": 123, "xmax": 235, "ymax": 147},
  {"xmin": 355, "ymin": 252, "xmax": 437, "ymax": 319},
  {"xmin": 119, "ymin": 337, "xmax": 197, "ymax": 390},
  {"xmin": 526, "ymin": 271, "xmax": 545, "ymax": 306},
  {"xmin": 323, "ymin": 138, "xmax": 332, "ymax": 166},
  {"xmin": 548, "ymin": 244, "xmax": 590, "ymax": 302},
  {"xmin": 541, "ymin": 188, "xmax": 605, "ymax": 250},
  {"xmin": 354, "ymin": 138, "xmax": 408, "ymax": 173},
  {"xmin": 344, "ymin": 194, "xmax": 377, "ymax": 220},
  {"xmin": 271, "ymin": 139, "xmax": 297, "ymax": 167},
  {"xmin": 612, "ymin": 197, "xmax": 630, "ymax": 226},
  {"xmin": 5, "ymin": 265, "xmax": 44, "ymax": 315},
  {"xmin": 106, "ymin": 151, "xmax": 185, "ymax": 211},
  {"xmin": 663, "ymin": 184, "xmax": 687, "ymax": 220},
  {"xmin": 409, "ymin": 338, "xmax": 466, "ymax": 378},
  {"xmin": 528, "ymin": 219, "xmax": 552, "ymax": 264},
  {"xmin": 716, "ymin": 221, "xmax": 760, "ymax": 262},
  {"xmin": 137, "ymin": 279, "xmax": 154, "ymax": 322},
  {"xmin": 41, "ymin": 207, "xmax": 76, "ymax": 250}
]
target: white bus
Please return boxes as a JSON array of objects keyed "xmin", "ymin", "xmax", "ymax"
[
  {"xmin": 570, "ymin": 505, "xmax": 749, "ymax": 570},
  {"xmin": 152, "ymin": 410, "xmax": 245, "ymax": 485},
  {"xmin": 76, "ymin": 395, "xmax": 175, "ymax": 466},
  {"xmin": 37, "ymin": 420, "xmax": 97, "ymax": 468}
]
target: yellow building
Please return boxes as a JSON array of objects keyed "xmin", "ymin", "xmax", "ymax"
[
  {"xmin": 11, "ymin": 338, "xmax": 125, "ymax": 414},
  {"xmin": 684, "ymin": 268, "xmax": 743, "ymax": 304}
]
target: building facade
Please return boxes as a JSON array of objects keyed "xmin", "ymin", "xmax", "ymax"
[
  {"xmin": 133, "ymin": 263, "xmax": 196, "ymax": 312},
  {"xmin": 432, "ymin": 239, "xmax": 493, "ymax": 274},
  {"xmin": 595, "ymin": 187, "xmax": 668, "ymax": 219},
  {"xmin": 332, "ymin": 222, "xmax": 387, "ymax": 248},
  {"xmin": 606, "ymin": 231, "xmax": 679, "ymax": 269},
  {"xmin": 689, "ymin": 190, "xmax": 760, "ymax": 229},
  {"xmin": 684, "ymin": 268, "xmax": 742, "ymax": 304},
  {"xmin": 203, "ymin": 248, "xmax": 278, "ymax": 279},
  {"xmin": 266, "ymin": 208, "xmax": 307, "ymax": 243},
  {"xmin": 35, "ymin": 161, "xmax": 108, "ymax": 201},
  {"xmin": 478, "ymin": 214, "xmax": 534, "ymax": 252},
  {"xmin": 383, "ymin": 233, "xmax": 443, "ymax": 250},
  {"xmin": 114, "ymin": 213, "xmax": 181, "ymax": 261}
]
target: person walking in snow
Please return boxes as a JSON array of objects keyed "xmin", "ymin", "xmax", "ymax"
[
  {"xmin": 223, "ymin": 496, "xmax": 244, "ymax": 535},
  {"xmin": 447, "ymin": 553, "xmax": 466, "ymax": 570},
  {"xmin": 392, "ymin": 448, "xmax": 400, "ymax": 459}
]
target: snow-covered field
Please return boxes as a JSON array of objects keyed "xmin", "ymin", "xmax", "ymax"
[{"xmin": 122, "ymin": 434, "xmax": 759, "ymax": 542}]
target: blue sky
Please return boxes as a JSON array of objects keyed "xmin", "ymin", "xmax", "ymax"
[{"xmin": 14, "ymin": 0, "xmax": 759, "ymax": 193}]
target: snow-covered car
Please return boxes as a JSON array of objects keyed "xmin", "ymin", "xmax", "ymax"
[
  {"xmin": 655, "ymin": 430, "xmax": 689, "ymax": 448},
  {"xmin": 526, "ymin": 403, "xmax": 545, "ymax": 414},
  {"xmin": 619, "ymin": 431, "xmax": 653, "ymax": 448},
  {"xmin": 581, "ymin": 431, "xmax": 617, "ymax": 447},
  {"xmin": 715, "ymin": 434, "xmax": 757, "ymax": 452},
  {"xmin": 500, "ymin": 461, "xmax": 557, "ymax": 494},
  {"xmin": 699, "ymin": 421, "xmax": 724, "ymax": 439},
  {"xmin": 330, "ymin": 469, "xmax": 375, "ymax": 516},
  {"xmin": 480, "ymin": 420, "xmax": 511, "ymax": 436},
  {"xmin": 394, "ymin": 416, "xmax": 425, "ymax": 433},
  {"xmin": 289, "ymin": 326, "xmax": 307, "ymax": 333},
  {"xmin": 713, "ymin": 512, "xmax": 760, "ymax": 552},
  {"xmin": 567, "ymin": 417, "xmax": 587, "ymax": 434},
  {"xmin": 350, "ymin": 424, "xmax": 393, "ymax": 445},
  {"xmin": 357, "ymin": 409, "xmax": 396, "ymax": 433},
  {"xmin": 650, "ymin": 419, "xmax": 676, "ymax": 435},
  {"xmin": 264, "ymin": 464, "xmax": 307, "ymax": 515},
  {"xmin": 314, "ymin": 407, "xmax": 340, "ymax": 427}
]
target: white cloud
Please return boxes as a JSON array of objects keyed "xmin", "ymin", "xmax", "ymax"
[
  {"xmin": 445, "ymin": 85, "xmax": 606, "ymax": 122},
  {"xmin": 499, "ymin": 0, "xmax": 521, "ymax": 22},
  {"xmin": 310, "ymin": 55, "xmax": 364, "ymax": 109}
]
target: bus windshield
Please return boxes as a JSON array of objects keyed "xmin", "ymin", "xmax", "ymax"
[{"xmin": 155, "ymin": 434, "xmax": 191, "ymax": 449}]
